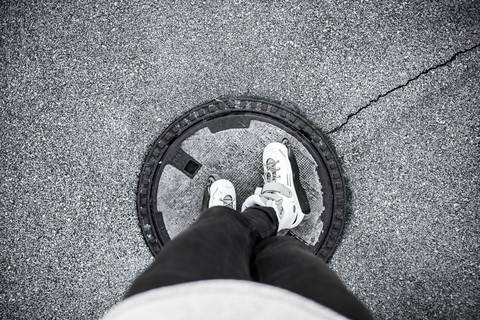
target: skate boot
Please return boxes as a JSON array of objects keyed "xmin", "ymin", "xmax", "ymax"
[
  {"xmin": 201, "ymin": 174, "xmax": 236, "ymax": 211},
  {"xmin": 242, "ymin": 140, "xmax": 311, "ymax": 231}
]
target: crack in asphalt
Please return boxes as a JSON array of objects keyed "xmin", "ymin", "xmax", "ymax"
[{"xmin": 327, "ymin": 43, "xmax": 480, "ymax": 135}]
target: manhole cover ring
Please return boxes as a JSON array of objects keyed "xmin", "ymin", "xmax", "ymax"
[{"xmin": 137, "ymin": 98, "xmax": 347, "ymax": 261}]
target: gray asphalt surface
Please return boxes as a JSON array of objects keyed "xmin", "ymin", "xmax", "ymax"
[{"xmin": 1, "ymin": 0, "xmax": 479, "ymax": 319}]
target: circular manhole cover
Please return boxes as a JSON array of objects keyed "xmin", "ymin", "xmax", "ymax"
[{"xmin": 137, "ymin": 98, "xmax": 346, "ymax": 261}]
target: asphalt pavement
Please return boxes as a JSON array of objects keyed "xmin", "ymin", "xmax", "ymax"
[{"xmin": 1, "ymin": 1, "xmax": 479, "ymax": 319}]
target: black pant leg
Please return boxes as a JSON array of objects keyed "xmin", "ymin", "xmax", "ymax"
[
  {"xmin": 252, "ymin": 236, "xmax": 373, "ymax": 320},
  {"xmin": 125, "ymin": 206, "xmax": 278, "ymax": 298}
]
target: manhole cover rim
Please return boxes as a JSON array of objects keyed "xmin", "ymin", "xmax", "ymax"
[{"xmin": 137, "ymin": 98, "xmax": 347, "ymax": 261}]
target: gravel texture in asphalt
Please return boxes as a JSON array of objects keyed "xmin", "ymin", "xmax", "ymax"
[{"xmin": 1, "ymin": 0, "xmax": 479, "ymax": 319}]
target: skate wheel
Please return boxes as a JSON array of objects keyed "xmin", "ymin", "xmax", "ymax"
[
  {"xmin": 208, "ymin": 174, "xmax": 221, "ymax": 185},
  {"xmin": 281, "ymin": 138, "xmax": 290, "ymax": 148}
]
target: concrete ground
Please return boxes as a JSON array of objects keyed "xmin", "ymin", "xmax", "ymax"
[{"xmin": 1, "ymin": 0, "xmax": 479, "ymax": 319}]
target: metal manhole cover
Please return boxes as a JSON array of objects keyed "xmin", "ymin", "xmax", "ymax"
[{"xmin": 137, "ymin": 98, "xmax": 346, "ymax": 261}]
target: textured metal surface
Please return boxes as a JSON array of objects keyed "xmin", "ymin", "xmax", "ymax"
[{"xmin": 158, "ymin": 120, "xmax": 325, "ymax": 243}]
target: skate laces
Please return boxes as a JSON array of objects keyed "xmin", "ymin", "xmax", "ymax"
[
  {"xmin": 265, "ymin": 158, "xmax": 280, "ymax": 183},
  {"xmin": 220, "ymin": 195, "xmax": 234, "ymax": 209},
  {"xmin": 262, "ymin": 156, "xmax": 294, "ymax": 219}
]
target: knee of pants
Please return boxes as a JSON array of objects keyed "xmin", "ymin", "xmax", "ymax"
[
  {"xmin": 252, "ymin": 236, "xmax": 340, "ymax": 283},
  {"xmin": 254, "ymin": 236, "xmax": 312, "ymax": 257}
]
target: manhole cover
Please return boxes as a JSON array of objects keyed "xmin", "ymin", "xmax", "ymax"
[{"xmin": 137, "ymin": 98, "xmax": 347, "ymax": 261}]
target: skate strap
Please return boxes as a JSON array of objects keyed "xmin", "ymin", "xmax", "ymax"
[
  {"xmin": 261, "ymin": 192, "xmax": 282, "ymax": 202},
  {"xmin": 262, "ymin": 182, "xmax": 292, "ymax": 197}
]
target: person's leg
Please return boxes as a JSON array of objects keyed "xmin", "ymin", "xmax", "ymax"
[
  {"xmin": 124, "ymin": 205, "xmax": 278, "ymax": 298},
  {"xmin": 252, "ymin": 236, "xmax": 373, "ymax": 320}
]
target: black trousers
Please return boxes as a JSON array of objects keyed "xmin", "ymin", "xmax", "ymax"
[{"xmin": 126, "ymin": 206, "xmax": 372, "ymax": 320}]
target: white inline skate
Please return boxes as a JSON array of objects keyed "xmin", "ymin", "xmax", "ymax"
[
  {"xmin": 202, "ymin": 174, "xmax": 236, "ymax": 211},
  {"xmin": 242, "ymin": 139, "xmax": 311, "ymax": 230}
]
